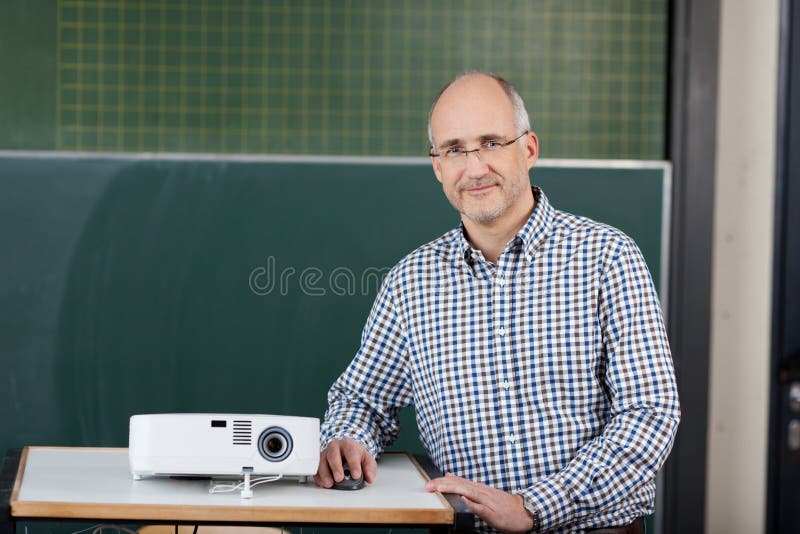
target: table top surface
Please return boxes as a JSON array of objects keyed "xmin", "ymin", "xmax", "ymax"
[{"xmin": 10, "ymin": 447, "xmax": 454, "ymax": 526}]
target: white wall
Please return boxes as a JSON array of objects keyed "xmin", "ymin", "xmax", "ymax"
[{"xmin": 705, "ymin": 1, "xmax": 779, "ymax": 532}]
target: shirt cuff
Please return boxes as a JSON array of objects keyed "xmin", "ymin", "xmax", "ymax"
[
  {"xmin": 320, "ymin": 425, "xmax": 380, "ymax": 457},
  {"xmin": 514, "ymin": 477, "xmax": 573, "ymax": 532}
]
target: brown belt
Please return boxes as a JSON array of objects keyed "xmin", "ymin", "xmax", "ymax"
[{"xmin": 585, "ymin": 516, "xmax": 645, "ymax": 534}]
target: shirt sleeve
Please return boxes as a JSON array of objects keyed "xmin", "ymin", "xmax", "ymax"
[
  {"xmin": 320, "ymin": 271, "xmax": 413, "ymax": 456},
  {"xmin": 515, "ymin": 238, "xmax": 681, "ymax": 531}
]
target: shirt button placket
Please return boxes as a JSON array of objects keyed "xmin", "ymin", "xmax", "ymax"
[{"xmin": 495, "ymin": 270, "xmax": 517, "ymax": 465}]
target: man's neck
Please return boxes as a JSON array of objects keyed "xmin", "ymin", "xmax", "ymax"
[{"xmin": 463, "ymin": 193, "xmax": 536, "ymax": 265}]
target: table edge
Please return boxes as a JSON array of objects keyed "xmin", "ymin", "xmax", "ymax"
[{"xmin": 11, "ymin": 501, "xmax": 453, "ymax": 525}]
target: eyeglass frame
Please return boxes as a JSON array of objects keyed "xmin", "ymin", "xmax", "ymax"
[{"xmin": 429, "ymin": 130, "xmax": 529, "ymax": 161}]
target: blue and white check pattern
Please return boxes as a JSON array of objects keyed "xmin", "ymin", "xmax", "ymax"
[{"xmin": 321, "ymin": 188, "xmax": 680, "ymax": 533}]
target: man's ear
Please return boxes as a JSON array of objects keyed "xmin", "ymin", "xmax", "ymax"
[
  {"xmin": 431, "ymin": 156, "xmax": 444, "ymax": 184},
  {"xmin": 524, "ymin": 131, "xmax": 539, "ymax": 170}
]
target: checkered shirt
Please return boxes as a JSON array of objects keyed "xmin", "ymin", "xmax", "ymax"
[{"xmin": 321, "ymin": 187, "xmax": 680, "ymax": 533}]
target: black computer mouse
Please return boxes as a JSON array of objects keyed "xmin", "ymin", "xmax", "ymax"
[{"xmin": 332, "ymin": 464, "xmax": 366, "ymax": 490}]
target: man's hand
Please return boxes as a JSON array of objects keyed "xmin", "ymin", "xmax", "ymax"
[
  {"xmin": 425, "ymin": 473, "xmax": 535, "ymax": 534},
  {"xmin": 314, "ymin": 437, "xmax": 377, "ymax": 488}
]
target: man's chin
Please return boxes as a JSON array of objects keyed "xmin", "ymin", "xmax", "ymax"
[
  {"xmin": 462, "ymin": 206, "xmax": 504, "ymax": 225},
  {"xmin": 458, "ymin": 193, "xmax": 504, "ymax": 221}
]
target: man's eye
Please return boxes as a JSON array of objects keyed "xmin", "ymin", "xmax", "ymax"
[
  {"xmin": 445, "ymin": 147, "xmax": 463, "ymax": 156},
  {"xmin": 483, "ymin": 140, "xmax": 502, "ymax": 149}
]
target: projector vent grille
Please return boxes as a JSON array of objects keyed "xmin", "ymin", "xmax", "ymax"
[{"xmin": 232, "ymin": 420, "xmax": 252, "ymax": 446}]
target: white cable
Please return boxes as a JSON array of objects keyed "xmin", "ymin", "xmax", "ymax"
[
  {"xmin": 208, "ymin": 474, "xmax": 283, "ymax": 494},
  {"xmin": 250, "ymin": 474, "xmax": 284, "ymax": 488}
]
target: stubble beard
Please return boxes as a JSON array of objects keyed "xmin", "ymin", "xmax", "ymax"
[{"xmin": 455, "ymin": 175, "xmax": 525, "ymax": 225}]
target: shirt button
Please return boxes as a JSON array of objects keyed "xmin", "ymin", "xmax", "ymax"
[
  {"xmin": 497, "ymin": 327, "xmax": 506, "ymax": 336},
  {"xmin": 508, "ymin": 434, "xmax": 517, "ymax": 444},
  {"xmin": 502, "ymin": 380, "xmax": 510, "ymax": 390},
  {"xmin": 497, "ymin": 277, "xmax": 507, "ymax": 287}
]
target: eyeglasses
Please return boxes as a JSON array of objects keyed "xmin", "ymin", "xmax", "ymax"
[{"xmin": 429, "ymin": 131, "xmax": 528, "ymax": 166}]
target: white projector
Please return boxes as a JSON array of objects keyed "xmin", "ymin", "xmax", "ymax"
[{"xmin": 129, "ymin": 413, "xmax": 320, "ymax": 479}]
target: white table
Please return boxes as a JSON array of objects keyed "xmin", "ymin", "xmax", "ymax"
[{"xmin": 2, "ymin": 447, "xmax": 472, "ymax": 532}]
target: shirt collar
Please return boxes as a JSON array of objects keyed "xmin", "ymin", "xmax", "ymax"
[
  {"xmin": 452, "ymin": 186, "xmax": 554, "ymax": 267},
  {"xmin": 517, "ymin": 186, "xmax": 554, "ymax": 261}
]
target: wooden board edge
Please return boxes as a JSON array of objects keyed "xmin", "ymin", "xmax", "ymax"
[
  {"xmin": 406, "ymin": 453, "xmax": 433, "ymax": 482},
  {"xmin": 406, "ymin": 453, "xmax": 452, "ymax": 511},
  {"xmin": 382, "ymin": 451, "xmax": 452, "ymax": 513},
  {"xmin": 11, "ymin": 501, "xmax": 454, "ymax": 525},
  {"xmin": 9, "ymin": 447, "xmax": 28, "ymax": 506},
  {"xmin": 10, "ymin": 447, "xmax": 126, "ymax": 517}
]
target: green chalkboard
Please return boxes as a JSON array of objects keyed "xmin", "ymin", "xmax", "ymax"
[
  {"xmin": 0, "ymin": 0, "xmax": 668, "ymax": 159},
  {"xmin": 0, "ymin": 155, "xmax": 668, "ymax": 463}
]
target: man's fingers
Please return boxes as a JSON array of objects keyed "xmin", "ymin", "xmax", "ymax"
[
  {"xmin": 426, "ymin": 473, "xmax": 463, "ymax": 490},
  {"xmin": 317, "ymin": 438, "xmax": 377, "ymax": 487},
  {"xmin": 425, "ymin": 475, "xmax": 482, "ymax": 502},
  {"xmin": 342, "ymin": 444, "xmax": 363, "ymax": 481},
  {"xmin": 340, "ymin": 438, "xmax": 376, "ymax": 483},
  {"xmin": 427, "ymin": 475, "xmax": 533, "ymax": 533},
  {"xmin": 315, "ymin": 451, "xmax": 334, "ymax": 488},
  {"xmin": 328, "ymin": 452, "xmax": 345, "ymax": 482},
  {"xmin": 362, "ymin": 453, "xmax": 378, "ymax": 483},
  {"xmin": 322, "ymin": 442, "xmax": 345, "ymax": 483}
]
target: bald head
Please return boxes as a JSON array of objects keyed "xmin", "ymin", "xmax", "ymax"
[{"xmin": 427, "ymin": 72, "xmax": 531, "ymax": 148}]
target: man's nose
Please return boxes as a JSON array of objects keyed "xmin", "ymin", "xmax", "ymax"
[{"xmin": 463, "ymin": 150, "xmax": 489, "ymax": 178}]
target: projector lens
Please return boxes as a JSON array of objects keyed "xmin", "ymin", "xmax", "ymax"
[
  {"xmin": 258, "ymin": 426, "xmax": 293, "ymax": 462},
  {"xmin": 267, "ymin": 437, "xmax": 283, "ymax": 453}
]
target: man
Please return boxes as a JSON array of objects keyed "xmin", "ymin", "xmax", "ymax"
[{"xmin": 315, "ymin": 71, "xmax": 680, "ymax": 533}]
